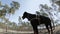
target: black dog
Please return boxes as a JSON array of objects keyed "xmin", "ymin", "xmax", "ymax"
[{"xmin": 22, "ymin": 12, "xmax": 53, "ymax": 34}]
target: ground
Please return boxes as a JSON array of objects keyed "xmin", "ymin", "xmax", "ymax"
[{"xmin": 0, "ymin": 25, "xmax": 60, "ymax": 34}]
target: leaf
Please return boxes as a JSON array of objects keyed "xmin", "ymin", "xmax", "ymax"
[
  {"xmin": 9, "ymin": 7, "xmax": 15, "ymax": 14},
  {"xmin": 11, "ymin": 1, "xmax": 20, "ymax": 9},
  {"xmin": 40, "ymin": 8, "xmax": 44, "ymax": 11},
  {"xmin": 4, "ymin": 4, "xmax": 10, "ymax": 9},
  {"xmin": 55, "ymin": 1, "xmax": 60, "ymax": 6},
  {"xmin": 44, "ymin": 4, "xmax": 48, "ymax": 9},
  {"xmin": 0, "ymin": 1, "xmax": 2, "ymax": 7}
]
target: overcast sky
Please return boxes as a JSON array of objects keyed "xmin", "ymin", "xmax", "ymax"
[{"xmin": 0, "ymin": 0, "xmax": 52, "ymax": 24}]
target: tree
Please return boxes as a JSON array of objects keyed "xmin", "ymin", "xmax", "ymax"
[
  {"xmin": 0, "ymin": 1, "xmax": 20, "ymax": 32},
  {"xmin": 35, "ymin": 0, "xmax": 60, "ymax": 29},
  {"xmin": 11, "ymin": 1, "xmax": 20, "ymax": 9},
  {"xmin": 0, "ymin": 1, "xmax": 20, "ymax": 17},
  {"xmin": 18, "ymin": 16, "xmax": 22, "ymax": 26},
  {"xmin": 9, "ymin": 1, "xmax": 20, "ymax": 14},
  {"xmin": 36, "ymin": 4, "xmax": 56, "ymax": 29}
]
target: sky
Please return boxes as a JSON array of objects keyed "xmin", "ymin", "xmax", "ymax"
[{"xmin": 0, "ymin": 0, "xmax": 52, "ymax": 24}]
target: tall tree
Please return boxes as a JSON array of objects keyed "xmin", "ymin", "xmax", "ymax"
[
  {"xmin": 36, "ymin": 4, "xmax": 57, "ymax": 29},
  {"xmin": 35, "ymin": 0, "xmax": 60, "ymax": 29},
  {"xmin": 18, "ymin": 16, "xmax": 22, "ymax": 26},
  {"xmin": 0, "ymin": 1, "xmax": 20, "ymax": 17},
  {"xmin": 0, "ymin": 1, "xmax": 20, "ymax": 32}
]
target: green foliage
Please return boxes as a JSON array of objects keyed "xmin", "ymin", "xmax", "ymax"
[
  {"xmin": 9, "ymin": 7, "xmax": 15, "ymax": 14},
  {"xmin": 11, "ymin": 1, "xmax": 20, "ymax": 9},
  {"xmin": 55, "ymin": 1, "xmax": 60, "ymax": 6},
  {"xmin": 0, "ymin": 9, "xmax": 6, "ymax": 17},
  {"xmin": 0, "ymin": 1, "xmax": 2, "ymax": 6},
  {"xmin": 0, "ymin": 1, "xmax": 20, "ymax": 17},
  {"xmin": 0, "ymin": 1, "xmax": 20, "ymax": 30},
  {"xmin": 40, "ymin": 4, "xmax": 52, "ymax": 10}
]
